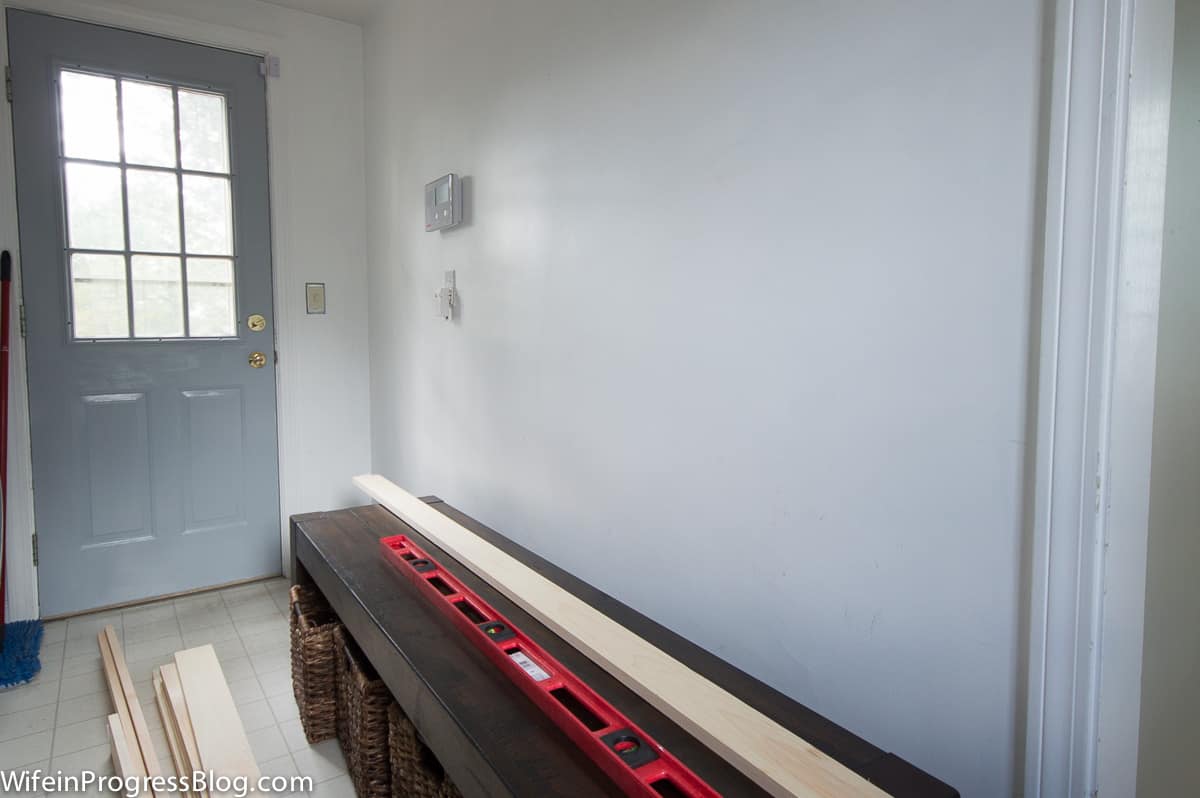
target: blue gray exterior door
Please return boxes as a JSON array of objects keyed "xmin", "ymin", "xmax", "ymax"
[{"xmin": 8, "ymin": 10, "xmax": 281, "ymax": 616}]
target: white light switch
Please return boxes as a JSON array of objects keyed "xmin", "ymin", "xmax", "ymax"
[
  {"xmin": 305, "ymin": 282, "xmax": 326, "ymax": 314},
  {"xmin": 435, "ymin": 271, "xmax": 457, "ymax": 320}
]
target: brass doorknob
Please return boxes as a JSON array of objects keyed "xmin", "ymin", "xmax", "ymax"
[
  {"xmin": 248, "ymin": 351, "xmax": 267, "ymax": 369},
  {"xmin": 247, "ymin": 314, "xmax": 266, "ymax": 332}
]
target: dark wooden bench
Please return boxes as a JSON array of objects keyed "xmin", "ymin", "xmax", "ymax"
[{"xmin": 291, "ymin": 500, "xmax": 958, "ymax": 797}]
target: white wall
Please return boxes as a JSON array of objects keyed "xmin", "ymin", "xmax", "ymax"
[
  {"xmin": 1, "ymin": 0, "xmax": 373, "ymax": 616},
  {"xmin": 363, "ymin": 2, "xmax": 1043, "ymax": 795},
  {"xmin": 1137, "ymin": 0, "xmax": 1200, "ymax": 793}
]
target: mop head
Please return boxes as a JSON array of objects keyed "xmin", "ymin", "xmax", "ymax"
[{"xmin": 0, "ymin": 620, "xmax": 43, "ymax": 689}]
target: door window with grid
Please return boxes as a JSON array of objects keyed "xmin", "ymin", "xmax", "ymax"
[{"xmin": 58, "ymin": 69, "xmax": 237, "ymax": 339}]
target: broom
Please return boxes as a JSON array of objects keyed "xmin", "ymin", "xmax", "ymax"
[{"xmin": 0, "ymin": 249, "xmax": 43, "ymax": 687}]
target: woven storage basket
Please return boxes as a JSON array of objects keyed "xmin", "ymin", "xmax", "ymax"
[
  {"xmin": 334, "ymin": 626, "xmax": 393, "ymax": 798},
  {"xmin": 289, "ymin": 584, "xmax": 341, "ymax": 743},
  {"xmin": 388, "ymin": 703, "xmax": 463, "ymax": 798}
]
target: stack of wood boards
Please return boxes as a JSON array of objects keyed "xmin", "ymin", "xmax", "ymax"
[
  {"xmin": 155, "ymin": 663, "xmax": 203, "ymax": 798},
  {"xmin": 98, "ymin": 626, "xmax": 162, "ymax": 790},
  {"xmin": 99, "ymin": 629, "xmax": 259, "ymax": 798}
]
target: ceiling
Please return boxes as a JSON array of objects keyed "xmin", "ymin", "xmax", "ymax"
[{"xmin": 261, "ymin": 0, "xmax": 378, "ymax": 25}]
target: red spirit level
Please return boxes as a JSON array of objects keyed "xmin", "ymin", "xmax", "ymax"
[{"xmin": 380, "ymin": 534, "xmax": 721, "ymax": 798}]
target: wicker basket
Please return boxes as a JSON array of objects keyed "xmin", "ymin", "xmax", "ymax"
[
  {"xmin": 289, "ymin": 584, "xmax": 341, "ymax": 743},
  {"xmin": 335, "ymin": 627, "xmax": 393, "ymax": 798},
  {"xmin": 388, "ymin": 703, "xmax": 463, "ymax": 798}
]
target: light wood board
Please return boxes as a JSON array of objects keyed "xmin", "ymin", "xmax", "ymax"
[
  {"xmin": 154, "ymin": 672, "xmax": 194, "ymax": 798},
  {"xmin": 174, "ymin": 645, "xmax": 259, "ymax": 785},
  {"xmin": 98, "ymin": 629, "xmax": 148, "ymax": 783},
  {"xmin": 101, "ymin": 625, "xmax": 164, "ymax": 795},
  {"xmin": 107, "ymin": 713, "xmax": 138, "ymax": 778},
  {"xmin": 160, "ymin": 663, "xmax": 207, "ymax": 798},
  {"xmin": 355, "ymin": 473, "xmax": 888, "ymax": 798}
]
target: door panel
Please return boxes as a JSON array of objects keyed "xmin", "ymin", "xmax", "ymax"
[
  {"xmin": 82, "ymin": 392, "xmax": 153, "ymax": 541},
  {"xmin": 182, "ymin": 387, "xmax": 245, "ymax": 532},
  {"xmin": 8, "ymin": 10, "xmax": 281, "ymax": 615}
]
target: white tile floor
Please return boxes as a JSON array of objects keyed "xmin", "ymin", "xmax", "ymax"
[{"xmin": 0, "ymin": 578, "xmax": 356, "ymax": 798}]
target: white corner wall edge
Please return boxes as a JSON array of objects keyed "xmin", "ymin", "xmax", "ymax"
[
  {"xmin": 1094, "ymin": 0, "xmax": 1176, "ymax": 793},
  {"xmin": 355, "ymin": 474, "xmax": 887, "ymax": 798},
  {"xmin": 1022, "ymin": 0, "xmax": 1143, "ymax": 793},
  {"xmin": 1025, "ymin": 0, "xmax": 1175, "ymax": 794}
]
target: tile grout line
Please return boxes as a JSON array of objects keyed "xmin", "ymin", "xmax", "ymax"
[
  {"xmin": 46, "ymin": 618, "xmax": 73, "ymax": 767},
  {"xmin": 56, "ymin": 617, "xmax": 114, "ymax": 765},
  {"xmin": 222, "ymin": 584, "xmax": 302, "ymax": 779}
]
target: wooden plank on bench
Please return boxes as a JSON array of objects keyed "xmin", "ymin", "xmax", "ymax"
[{"xmin": 355, "ymin": 473, "xmax": 888, "ymax": 798}]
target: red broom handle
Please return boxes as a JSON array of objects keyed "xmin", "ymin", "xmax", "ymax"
[{"xmin": 1, "ymin": 250, "xmax": 11, "ymax": 628}]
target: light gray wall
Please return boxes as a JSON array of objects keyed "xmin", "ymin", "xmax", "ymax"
[
  {"xmin": 1137, "ymin": 0, "xmax": 1200, "ymax": 794},
  {"xmin": 362, "ymin": 2, "xmax": 1043, "ymax": 794}
]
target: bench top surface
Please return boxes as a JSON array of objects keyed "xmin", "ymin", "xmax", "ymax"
[{"xmin": 291, "ymin": 500, "xmax": 957, "ymax": 798}]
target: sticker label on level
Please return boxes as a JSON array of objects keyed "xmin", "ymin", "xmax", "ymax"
[{"xmin": 508, "ymin": 650, "xmax": 550, "ymax": 682}]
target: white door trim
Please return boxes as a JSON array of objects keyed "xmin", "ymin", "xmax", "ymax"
[
  {"xmin": 0, "ymin": 0, "xmax": 306, "ymax": 618},
  {"xmin": 1022, "ymin": 3, "xmax": 1118, "ymax": 790},
  {"xmin": 0, "ymin": 29, "xmax": 37, "ymax": 617},
  {"xmin": 1025, "ymin": 0, "xmax": 1175, "ymax": 795},
  {"xmin": 1093, "ymin": 0, "xmax": 1176, "ymax": 793}
]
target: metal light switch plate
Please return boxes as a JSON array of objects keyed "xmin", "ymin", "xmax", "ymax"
[{"xmin": 305, "ymin": 282, "xmax": 326, "ymax": 314}]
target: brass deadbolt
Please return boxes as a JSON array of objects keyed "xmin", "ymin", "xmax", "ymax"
[{"xmin": 247, "ymin": 314, "xmax": 267, "ymax": 332}]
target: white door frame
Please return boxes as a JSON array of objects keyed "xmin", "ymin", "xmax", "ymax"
[
  {"xmin": 1025, "ymin": 0, "xmax": 1175, "ymax": 795},
  {"xmin": 1092, "ymin": 0, "xmax": 1177, "ymax": 792},
  {"xmin": 0, "ymin": 0, "xmax": 305, "ymax": 619}
]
